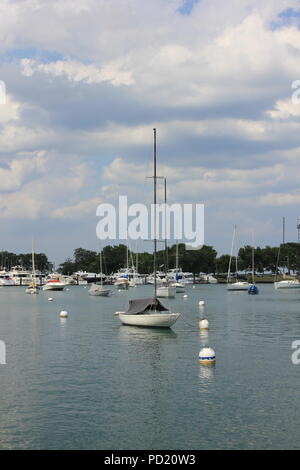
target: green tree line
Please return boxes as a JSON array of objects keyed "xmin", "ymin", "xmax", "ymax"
[
  {"xmin": 58, "ymin": 243, "xmax": 300, "ymax": 276},
  {"xmin": 0, "ymin": 251, "xmax": 52, "ymax": 272}
]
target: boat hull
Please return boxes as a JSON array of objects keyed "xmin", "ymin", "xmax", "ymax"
[
  {"xmin": 227, "ymin": 282, "xmax": 250, "ymax": 291},
  {"xmin": 118, "ymin": 312, "xmax": 181, "ymax": 328},
  {"xmin": 274, "ymin": 281, "xmax": 300, "ymax": 289},
  {"xmin": 157, "ymin": 286, "xmax": 176, "ymax": 298}
]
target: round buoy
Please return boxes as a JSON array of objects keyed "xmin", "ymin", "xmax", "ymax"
[
  {"xmin": 193, "ymin": 285, "xmax": 196, "ymax": 289},
  {"xmin": 183, "ymin": 294, "xmax": 188, "ymax": 298},
  {"xmin": 59, "ymin": 310, "xmax": 68, "ymax": 318},
  {"xmin": 48, "ymin": 297, "xmax": 53, "ymax": 302},
  {"xmin": 199, "ymin": 318, "xmax": 209, "ymax": 330},
  {"xmin": 199, "ymin": 345, "xmax": 215, "ymax": 364},
  {"xmin": 199, "ymin": 300, "xmax": 205, "ymax": 306}
]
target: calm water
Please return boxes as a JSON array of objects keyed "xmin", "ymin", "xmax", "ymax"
[{"xmin": 0, "ymin": 283, "xmax": 299, "ymax": 450}]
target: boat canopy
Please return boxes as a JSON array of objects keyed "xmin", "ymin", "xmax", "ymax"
[{"xmin": 125, "ymin": 297, "xmax": 168, "ymax": 315}]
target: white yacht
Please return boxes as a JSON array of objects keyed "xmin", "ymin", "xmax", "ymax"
[
  {"xmin": 274, "ymin": 279, "xmax": 300, "ymax": 289},
  {"xmin": 0, "ymin": 269, "xmax": 15, "ymax": 286},
  {"xmin": 9, "ymin": 265, "xmax": 34, "ymax": 286}
]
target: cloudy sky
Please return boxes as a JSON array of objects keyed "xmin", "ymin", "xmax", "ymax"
[{"xmin": 1, "ymin": 0, "xmax": 300, "ymax": 265}]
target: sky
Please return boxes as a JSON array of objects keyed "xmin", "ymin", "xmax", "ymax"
[{"xmin": 1, "ymin": 0, "xmax": 300, "ymax": 266}]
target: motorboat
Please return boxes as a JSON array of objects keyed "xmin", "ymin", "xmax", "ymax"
[{"xmin": 43, "ymin": 278, "xmax": 66, "ymax": 291}]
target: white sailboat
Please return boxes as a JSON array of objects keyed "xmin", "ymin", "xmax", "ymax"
[
  {"xmin": 117, "ymin": 128, "xmax": 181, "ymax": 328},
  {"xmin": 88, "ymin": 250, "xmax": 110, "ymax": 296},
  {"xmin": 26, "ymin": 241, "xmax": 39, "ymax": 294},
  {"xmin": 227, "ymin": 225, "xmax": 251, "ymax": 291},
  {"xmin": 274, "ymin": 245, "xmax": 300, "ymax": 289},
  {"xmin": 170, "ymin": 241, "xmax": 185, "ymax": 292}
]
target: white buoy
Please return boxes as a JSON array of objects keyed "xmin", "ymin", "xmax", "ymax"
[
  {"xmin": 59, "ymin": 310, "xmax": 68, "ymax": 318},
  {"xmin": 199, "ymin": 345, "xmax": 215, "ymax": 364},
  {"xmin": 183, "ymin": 294, "xmax": 188, "ymax": 298},
  {"xmin": 199, "ymin": 318, "xmax": 209, "ymax": 330},
  {"xmin": 193, "ymin": 285, "xmax": 196, "ymax": 289},
  {"xmin": 48, "ymin": 297, "xmax": 53, "ymax": 302},
  {"xmin": 199, "ymin": 300, "xmax": 205, "ymax": 306}
]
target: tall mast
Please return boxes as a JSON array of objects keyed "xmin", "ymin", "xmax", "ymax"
[
  {"xmin": 32, "ymin": 239, "xmax": 36, "ymax": 286},
  {"xmin": 153, "ymin": 128, "xmax": 157, "ymax": 298},
  {"xmin": 164, "ymin": 177, "xmax": 168, "ymax": 275}
]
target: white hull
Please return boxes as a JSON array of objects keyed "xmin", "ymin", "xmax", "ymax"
[
  {"xmin": 88, "ymin": 285, "xmax": 110, "ymax": 296},
  {"xmin": 26, "ymin": 287, "xmax": 39, "ymax": 294},
  {"xmin": 118, "ymin": 312, "xmax": 181, "ymax": 328},
  {"xmin": 227, "ymin": 282, "xmax": 251, "ymax": 291},
  {"xmin": 43, "ymin": 282, "xmax": 65, "ymax": 291},
  {"xmin": 114, "ymin": 281, "xmax": 129, "ymax": 290},
  {"xmin": 0, "ymin": 279, "xmax": 15, "ymax": 286},
  {"xmin": 157, "ymin": 286, "xmax": 176, "ymax": 298},
  {"xmin": 170, "ymin": 282, "xmax": 186, "ymax": 293},
  {"xmin": 274, "ymin": 280, "xmax": 300, "ymax": 289}
]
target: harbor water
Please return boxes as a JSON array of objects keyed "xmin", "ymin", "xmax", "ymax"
[{"xmin": 0, "ymin": 284, "xmax": 299, "ymax": 449}]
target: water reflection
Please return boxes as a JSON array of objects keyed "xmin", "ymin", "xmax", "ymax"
[
  {"xmin": 118, "ymin": 325, "xmax": 177, "ymax": 344},
  {"xmin": 198, "ymin": 363, "xmax": 215, "ymax": 382}
]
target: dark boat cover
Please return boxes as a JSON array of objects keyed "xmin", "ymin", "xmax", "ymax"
[{"xmin": 125, "ymin": 297, "xmax": 168, "ymax": 315}]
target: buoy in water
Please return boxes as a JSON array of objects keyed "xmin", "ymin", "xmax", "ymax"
[
  {"xmin": 199, "ymin": 318, "xmax": 209, "ymax": 330},
  {"xmin": 59, "ymin": 310, "xmax": 68, "ymax": 318},
  {"xmin": 48, "ymin": 297, "xmax": 53, "ymax": 302},
  {"xmin": 248, "ymin": 284, "xmax": 259, "ymax": 295},
  {"xmin": 199, "ymin": 300, "xmax": 205, "ymax": 306},
  {"xmin": 183, "ymin": 294, "xmax": 188, "ymax": 298},
  {"xmin": 199, "ymin": 346, "xmax": 215, "ymax": 364}
]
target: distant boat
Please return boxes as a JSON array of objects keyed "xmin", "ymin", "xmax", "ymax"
[
  {"xmin": 227, "ymin": 225, "xmax": 250, "ymax": 291},
  {"xmin": 26, "ymin": 240, "xmax": 39, "ymax": 294},
  {"xmin": 117, "ymin": 129, "xmax": 181, "ymax": 328},
  {"xmin": 43, "ymin": 279, "xmax": 65, "ymax": 291},
  {"xmin": 274, "ymin": 279, "xmax": 300, "ymax": 289},
  {"xmin": 88, "ymin": 251, "xmax": 110, "ymax": 296},
  {"xmin": 0, "ymin": 269, "xmax": 15, "ymax": 286},
  {"xmin": 248, "ymin": 237, "xmax": 259, "ymax": 295},
  {"xmin": 273, "ymin": 244, "xmax": 300, "ymax": 289},
  {"xmin": 157, "ymin": 285, "xmax": 176, "ymax": 298}
]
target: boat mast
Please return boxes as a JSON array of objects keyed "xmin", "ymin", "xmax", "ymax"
[
  {"xmin": 227, "ymin": 224, "xmax": 236, "ymax": 283},
  {"xmin": 164, "ymin": 177, "xmax": 168, "ymax": 276},
  {"xmin": 32, "ymin": 239, "xmax": 36, "ymax": 287},
  {"xmin": 153, "ymin": 128, "xmax": 157, "ymax": 298}
]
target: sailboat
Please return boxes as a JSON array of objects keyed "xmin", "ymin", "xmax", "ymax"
[
  {"xmin": 274, "ymin": 245, "xmax": 300, "ymax": 289},
  {"xmin": 248, "ymin": 238, "xmax": 259, "ymax": 295},
  {"xmin": 227, "ymin": 225, "xmax": 251, "ymax": 291},
  {"xmin": 170, "ymin": 241, "xmax": 185, "ymax": 292},
  {"xmin": 88, "ymin": 250, "xmax": 110, "ymax": 296},
  {"xmin": 117, "ymin": 128, "xmax": 181, "ymax": 328},
  {"xmin": 26, "ymin": 241, "xmax": 39, "ymax": 294},
  {"xmin": 157, "ymin": 177, "xmax": 176, "ymax": 299}
]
